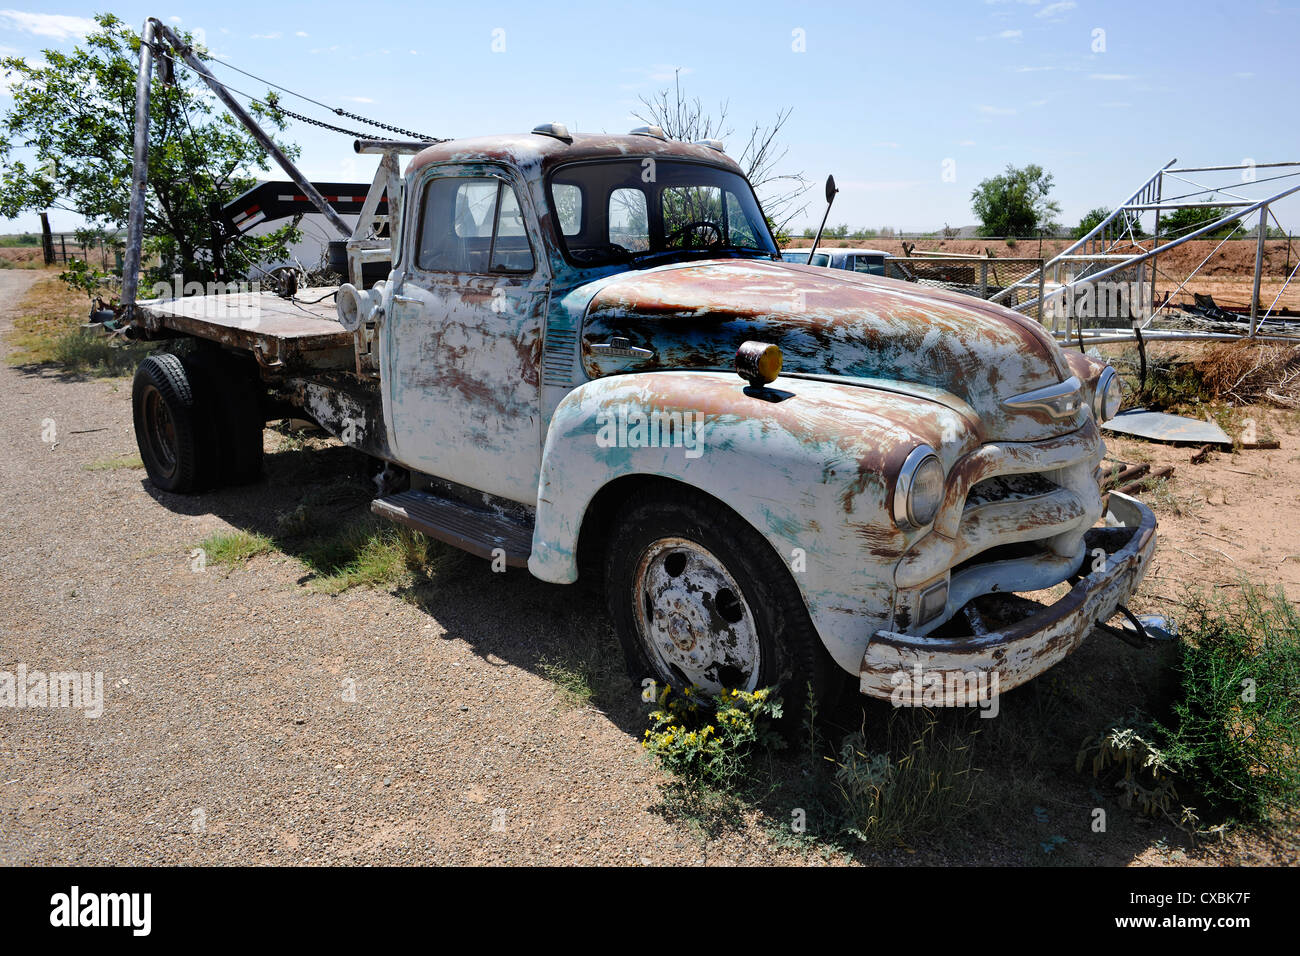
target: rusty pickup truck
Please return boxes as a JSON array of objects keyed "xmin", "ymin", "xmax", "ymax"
[{"xmin": 117, "ymin": 113, "xmax": 1154, "ymax": 711}]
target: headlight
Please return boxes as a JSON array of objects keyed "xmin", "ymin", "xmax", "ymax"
[
  {"xmin": 894, "ymin": 445, "xmax": 945, "ymax": 529},
  {"xmin": 1094, "ymin": 366, "xmax": 1122, "ymax": 422}
]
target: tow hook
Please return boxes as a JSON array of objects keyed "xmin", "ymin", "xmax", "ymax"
[{"xmin": 1095, "ymin": 605, "xmax": 1178, "ymax": 648}]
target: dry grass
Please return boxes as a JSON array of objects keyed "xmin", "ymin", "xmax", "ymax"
[
  {"xmin": 6, "ymin": 276, "xmax": 146, "ymax": 375},
  {"xmin": 1192, "ymin": 342, "xmax": 1300, "ymax": 407}
]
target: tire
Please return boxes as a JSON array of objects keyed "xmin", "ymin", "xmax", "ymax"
[
  {"xmin": 604, "ymin": 486, "xmax": 844, "ymax": 720},
  {"xmin": 132, "ymin": 353, "xmax": 218, "ymax": 493},
  {"xmin": 185, "ymin": 350, "xmax": 265, "ymax": 485}
]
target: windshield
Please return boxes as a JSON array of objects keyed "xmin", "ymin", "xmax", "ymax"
[{"xmin": 548, "ymin": 159, "xmax": 778, "ymax": 267}]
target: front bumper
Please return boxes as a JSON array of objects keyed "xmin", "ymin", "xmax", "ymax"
[{"xmin": 859, "ymin": 491, "xmax": 1157, "ymax": 703}]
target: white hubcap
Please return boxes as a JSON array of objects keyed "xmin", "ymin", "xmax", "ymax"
[{"xmin": 632, "ymin": 537, "xmax": 761, "ymax": 694}]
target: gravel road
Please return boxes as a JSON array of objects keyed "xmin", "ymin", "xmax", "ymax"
[{"xmin": 0, "ymin": 270, "xmax": 828, "ymax": 866}]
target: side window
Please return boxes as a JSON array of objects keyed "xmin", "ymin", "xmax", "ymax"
[
  {"xmin": 853, "ymin": 255, "xmax": 884, "ymax": 275},
  {"xmin": 609, "ymin": 188, "xmax": 649, "ymax": 251},
  {"xmin": 553, "ymin": 183, "xmax": 582, "ymax": 237},
  {"xmin": 417, "ymin": 176, "xmax": 535, "ymax": 274}
]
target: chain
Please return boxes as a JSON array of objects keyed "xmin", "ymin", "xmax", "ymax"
[
  {"xmin": 272, "ymin": 104, "xmax": 392, "ymax": 140},
  {"xmin": 196, "ymin": 50, "xmax": 446, "ymax": 143},
  {"xmin": 331, "ymin": 108, "xmax": 445, "ymax": 144}
]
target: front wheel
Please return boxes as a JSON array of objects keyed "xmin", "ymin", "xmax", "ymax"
[{"xmin": 604, "ymin": 488, "xmax": 843, "ymax": 716}]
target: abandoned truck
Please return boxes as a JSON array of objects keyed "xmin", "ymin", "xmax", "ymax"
[{"xmin": 115, "ymin": 91, "xmax": 1154, "ymax": 711}]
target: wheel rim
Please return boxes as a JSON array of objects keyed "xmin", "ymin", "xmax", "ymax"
[
  {"xmin": 142, "ymin": 386, "xmax": 178, "ymax": 479},
  {"xmin": 632, "ymin": 537, "xmax": 762, "ymax": 694}
]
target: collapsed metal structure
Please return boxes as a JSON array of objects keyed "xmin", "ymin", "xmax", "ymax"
[{"xmin": 988, "ymin": 159, "xmax": 1300, "ymax": 347}]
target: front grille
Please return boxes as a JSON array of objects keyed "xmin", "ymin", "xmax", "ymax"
[{"xmin": 964, "ymin": 471, "xmax": 1059, "ymax": 508}]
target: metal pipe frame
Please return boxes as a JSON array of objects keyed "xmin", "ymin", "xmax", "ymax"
[{"xmin": 119, "ymin": 17, "xmax": 156, "ymax": 315}]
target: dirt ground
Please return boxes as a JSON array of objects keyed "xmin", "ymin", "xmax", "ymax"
[{"xmin": 0, "ymin": 267, "xmax": 1296, "ymax": 866}]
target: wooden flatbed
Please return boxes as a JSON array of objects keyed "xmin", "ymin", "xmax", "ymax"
[{"xmin": 134, "ymin": 286, "xmax": 355, "ymax": 371}]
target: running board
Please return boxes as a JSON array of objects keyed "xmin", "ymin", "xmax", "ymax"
[{"xmin": 370, "ymin": 489, "xmax": 533, "ymax": 566}]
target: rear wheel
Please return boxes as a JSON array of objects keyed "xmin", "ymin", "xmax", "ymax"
[
  {"xmin": 185, "ymin": 349, "xmax": 265, "ymax": 485},
  {"xmin": 604, "ymin": 487, "xmax": 843, "ymax": 718},
  {"xmin": 132, "ymin": 353, "xmax": 215, "ymax": 493}
]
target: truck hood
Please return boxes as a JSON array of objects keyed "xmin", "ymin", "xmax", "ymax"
[{"xmin": 577, "ymin": 258, "xmax": 1084, "ymax": 442}]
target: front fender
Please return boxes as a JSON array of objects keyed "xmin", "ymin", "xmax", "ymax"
[{"xmin": 529, "ymin": 370, "xmax": 977, "ymax": 673}]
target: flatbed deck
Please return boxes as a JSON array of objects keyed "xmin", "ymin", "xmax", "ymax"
[{"xmin": 135, "ymin": 286, "xmax": 354, "ymax": 370}]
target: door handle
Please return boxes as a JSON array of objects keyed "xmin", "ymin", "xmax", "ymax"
[
  {"xmin": 589, "ymin": 336, "xmax": 654, "ymax": 359},
  {"xmin": 392, "ymin": 294, "xmax": 421, "ymax": 306}
]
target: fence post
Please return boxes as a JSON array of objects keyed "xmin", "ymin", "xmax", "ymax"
[
  {"xmin": 40, "ymin": 213, "xmax": 54, "ymax": 265},
  {"xmin": 1250, "ymin": 205, "xmax": 1268, "ymax": 337},
  {"xmin": 1037, "ymin": 261, "xmax": 1045, "ymax": 324}
]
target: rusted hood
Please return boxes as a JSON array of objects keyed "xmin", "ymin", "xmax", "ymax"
[{"xmin": 579, "ymin": 258, "xmax": 1082, "ymax": 441}]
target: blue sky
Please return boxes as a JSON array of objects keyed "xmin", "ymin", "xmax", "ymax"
[{"xmin": 3, "ymin": 0, "xmax": 1298, "ymax": 236}]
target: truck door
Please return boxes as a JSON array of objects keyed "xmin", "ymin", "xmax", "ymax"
[{"xmin": 383, "ymin": 164, "xmax": 549, "ymax": 505}]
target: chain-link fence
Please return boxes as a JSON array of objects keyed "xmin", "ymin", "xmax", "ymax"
[{"xmin": 884, "ymin": 255, "xmax": 1047, "ymax": 321}]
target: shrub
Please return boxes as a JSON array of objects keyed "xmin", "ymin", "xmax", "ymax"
[
  {"xmin": 1156, "ymin": 585, "xmax": 1300, "ymax": 821},
  {"xmin": 1079, "ymin": 584, "xmax": 1300, "ymax": 827},
  {"xmin": 641, "ymin": 684, "xmax": 784, "ymax": 788}
]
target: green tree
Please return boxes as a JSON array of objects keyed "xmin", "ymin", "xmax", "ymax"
[
  {"xmin": 1159, "ymin": 204, "xmax": 1241, "ymax": 240},
  {"xmin": 1073, "ymin": 207, "xmax": 1110, "ymax": 238},
  {"xmin": 970, "ymin": 163, "xmax": 1062, "ymax": 238},
  {"xmin": 0, "ymin": 13, "xmax": 300, "ymax": 290}
]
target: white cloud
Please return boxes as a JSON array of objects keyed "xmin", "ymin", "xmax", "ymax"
[
  {"xmin": 1090, "ymin": 73, "xmax": 1134, "ymax": 80},
  {"xmin": 977, "ymin": 104, "xmax": 1018, "ymax": 115},
  {"xmin": 959, "ymin": 139, "xmax": 976, "ymax": 146},
  {"xmin": 342, "ymin": 95, "xmax": 374, "ymax": 103},
  {"xmin": 998, "ymin": 29, "xmax": 1023, "ymax": 39},
  {"xmin": 168, "ymin": 16, "xmax": 182, "ymax": 24},
  {"xmin": 250, "ymin": 32, "xmax": 282, "ymax": 40},
  {"xmin": 873, "ymin": 141, "xmax": 900, "ymax": 148},
  {"xmin": 295, "ymin": 30, "xmax": 308, "ymax": 37},
  {"xmin": 1234, "ymin": 71, "xmax": 1254, "ymax": 79},
  {"xmin": 1013, "ymin": 65, "xmax": 1053, "ymax": 72},
  {"xmin": 1036, "ymin": 1, "xmax": 1076, "ymax": 17},
  {"xmin": 0, "ymin": 10, "xmax": 97, "ymax": 40}
]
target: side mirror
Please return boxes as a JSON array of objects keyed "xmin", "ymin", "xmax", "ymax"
[{"xmin": 825, "ymin": 174, "xmax": 838, "ymax": 203}]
